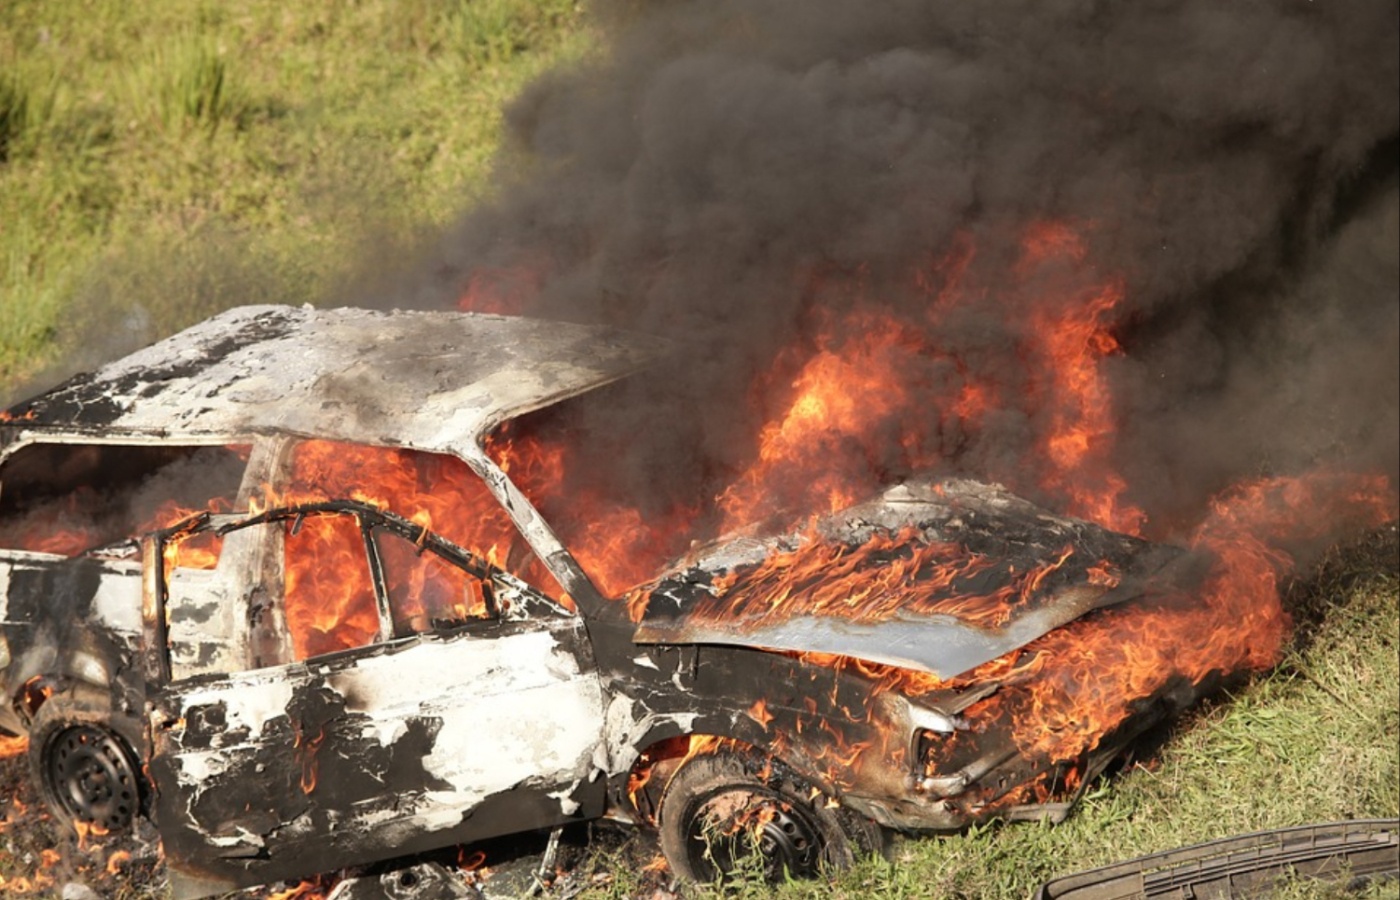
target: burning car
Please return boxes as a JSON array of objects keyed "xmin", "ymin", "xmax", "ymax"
[{"xmin": 1, "ymin": 305, "xmax": 1227, "ymax": 897}]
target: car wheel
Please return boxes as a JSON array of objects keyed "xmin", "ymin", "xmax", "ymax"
[
  {"xmin": 657, "ymin": 749, "xmax": 882, "ymax": 884},
  {"xmin": 29, "ymin": 702, "xmax": 145, "ymax": 834}
]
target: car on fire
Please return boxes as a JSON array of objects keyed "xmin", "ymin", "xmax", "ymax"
[{"xmin": 0, "ymin": 306, "xmax": 1210, "ymax": 898}]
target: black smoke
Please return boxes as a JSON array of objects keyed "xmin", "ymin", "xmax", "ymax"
[
  {"xmin": 12, "ymin": 1, "xmax": 1398, "ymax": 558},
  {"xmin": 380, "ymin": 0, "xmax": 1397, "ymax": 548}
]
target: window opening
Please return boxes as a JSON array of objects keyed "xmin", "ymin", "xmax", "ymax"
[
  {"xmin": 374, "ymin": 529, "xmax": 494, "ymax": 637},
  {"xmin": 284, "ymin": 512, "xmax": 379, "ymax": 660}
]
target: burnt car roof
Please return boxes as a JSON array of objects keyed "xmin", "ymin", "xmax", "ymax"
[
  {"xmin": 632, "ymin": 479, "xmax": 1193, "ymax": 680},
  {"xmin": 1, "ymin": 305, "xmax": 662, "ymax": 456}
]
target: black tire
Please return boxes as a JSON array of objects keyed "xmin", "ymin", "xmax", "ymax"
[
  {"xmin": 28, "ymin": 701, "xmax": 145, "ymax": 834},
  {"xmin": 657, "ymin": 750, "xmax": 883, "ymax": 884}
]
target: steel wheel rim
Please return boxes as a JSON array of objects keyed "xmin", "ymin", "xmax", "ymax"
[
  {"xmin": 684, "ymin": 787, "xmax": 823, "ymax": 881},
  {"xmin": 44, "ymin": 724, "xmax": 138, "ymax": 831}
]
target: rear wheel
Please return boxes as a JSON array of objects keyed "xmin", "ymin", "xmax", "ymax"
[
  {"xmin": 657, "ymin": 750, "xmax": 882, "ymax": 884},
  {"xmin": 29, "ymin": 702, "xmax": 145, "ymax": 834}
]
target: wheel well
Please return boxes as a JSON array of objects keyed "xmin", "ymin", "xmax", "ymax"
[
  {"xmin": 13, "ymin": 675, "xmax": 131, "ymax": 740},
  {"xmin": 654, "ymin": 743, "xmax": 885, "ymax": 884},
  {"xmin": 627, "ymin": 734, "xmax": 768, "ymax": 825},
  {"xmin": 14, "ymin": 674, "xmax": 62, "ymax": 724}
]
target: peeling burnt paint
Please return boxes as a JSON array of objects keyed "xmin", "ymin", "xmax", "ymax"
[
  {"xmin": 0, "ymin": 305, "xmax": 664, "ymax": 456},
  {"xmin": 0, "ymin": 551, "xmax": 145, "ymax": 735},
  {"xmin": 3, "ymin": 309, "xmax": 299, "ymax": 429}
]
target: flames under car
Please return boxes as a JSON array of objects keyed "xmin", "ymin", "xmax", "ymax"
[{"xmin": 0, "ymin": 305, "xmax": 1225, "ymax": 896}]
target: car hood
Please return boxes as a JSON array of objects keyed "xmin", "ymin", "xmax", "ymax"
[{"xmin": 629, "ymin": 479, "xmax": 1196, "ymax": 680}]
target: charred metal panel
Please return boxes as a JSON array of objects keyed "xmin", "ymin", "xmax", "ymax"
[
  {"xmin": 1, "ymin": 306, "xmax": 663, "ymax": 457},
  {"xmin": 634, "ymin": 479, "xmax": 1190, "ymax": 679},
  {"xmin": 164, "ymin": 520, "xmax": 276, "ymax": 680},
  {"xmin": 149, "ymin": 617, "xmax": 608, "ymax": 898},
  {"xmin": 0, "ymin": 552, "xmax": 144, "ymax": 729}
]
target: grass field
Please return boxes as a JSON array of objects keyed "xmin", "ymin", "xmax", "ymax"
[
  {"xmin": 1, "ymin": 0, "xmax": 592, "ymax": 390},
  {"xmin": 2, "ymin": 2, "xmax": 1398, "ymax": 899}
]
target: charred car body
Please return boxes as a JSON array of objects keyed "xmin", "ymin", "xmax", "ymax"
[{"xmin": 1, "ymin": 306, "xmax": 1211, "ymax": 897}]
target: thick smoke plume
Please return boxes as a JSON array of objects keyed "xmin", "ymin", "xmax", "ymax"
[
  {"xmin": 9, "ymin": 1, "xmax": 1397, "ymax": 570},
  {"xmin": 393, "ymin": 0, "xmax": 1399, "ymax": 556}
]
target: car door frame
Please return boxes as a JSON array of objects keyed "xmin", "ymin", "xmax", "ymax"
[{"xmin": 139, "ymin": 503, "xmax": 610, "ymax": 900}]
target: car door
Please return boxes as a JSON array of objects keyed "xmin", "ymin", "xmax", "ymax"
[{"xmin": 143, "ymin": 506, "xmax": 608, "ymax": 899}]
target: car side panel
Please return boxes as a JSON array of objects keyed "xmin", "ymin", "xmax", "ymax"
[{"xmin": 148, "ymin": 616, "xmax": 607, "ymax": 898}]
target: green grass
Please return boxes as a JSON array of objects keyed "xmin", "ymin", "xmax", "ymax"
[{"xmin": 0, "ymin": 0, "xmax": 592, "ymax": 388}]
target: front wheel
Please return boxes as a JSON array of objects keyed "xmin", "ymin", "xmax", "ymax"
[
  {"xmin": 29, "ymin": 702, "xmax": 145, "ymax": 834},
  {"xmin": 657, "ymin": 750, "xmax": 882, "ymax": 884}
]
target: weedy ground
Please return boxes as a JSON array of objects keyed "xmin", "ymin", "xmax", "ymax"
[{"xmin": 2, "ymin": 3, "xmax": 1398, "ymax": 899}]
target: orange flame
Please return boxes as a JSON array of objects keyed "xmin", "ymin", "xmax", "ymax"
[
  {"xmin": 858, "ymin": 471, "xmax": 1395, "ymax": 770},
  {"xmin": 266, "ymin": 879, "xmax": 331, "ymax": 900},
  {"xmin": 293, "ymin": 722, "xmax": 326, "ymax": 794}
]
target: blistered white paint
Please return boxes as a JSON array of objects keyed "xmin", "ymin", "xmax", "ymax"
[
  {"xmin": 346, "ymin": 803, "xmax": 400, "ymax": 830},
  {"xmin": 358, "ymin": 803, "xmax": 471, "ymax": 846},
  {"xmin": 167, "ymin": 567, "xmax": 249, "ymax": 680},
  {"xmin": 173, "ymin": 672, "xmax": 297, "ymax": 739},
  {"xmin": 549, "ymin": 784, "xmax": 583, "ymax": 816},
  {"xmin": 600, "ymin": 692, "xmax": 701, "ymax": 774},
  {"xmin": 336, "ymin": 629, "xmax": 609, "ymax": 808},
  {"xmin": 207, "ymin": 828, "xmax": 265, "ymax": 850},
  {"xmin": 171, "ymin": 747, "xmax": 237, "ymax": 785},
  {"xmin": 328, "ymin": 629, "xmax": 581, "ymax": 717},
  {"xmin": 197, "ymin": 624, "xmax": 610, "ymax": 829},
  {"xmin": 0, "ymin": 563, "xmax": 9, "ymax": 621},
  {"xmin": 160, "ymin": 617, "xmax": 608, "ymax": 852},
  {"xmin": 12, "ymin": 306, "xmax": 663, "ymax": 457},
  {"xmin": 423, "ymin": 675, "xmax": 603, "ymax": 800},
  {"xmin": 69, "ymin": 651, "xmax": 109, "ymax": 685},
  {"xmin": 89, "ymin": 567, "xmax": 143, "ymax": 633},
  {"xmin": 357, "ymin": 717, "xmax": 407, "ymax": 748}
]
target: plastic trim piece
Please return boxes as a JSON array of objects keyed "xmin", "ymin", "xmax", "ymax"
[{"xmin": 1033, "ymin": 819, "xmax": 1400, "ymax": 899}]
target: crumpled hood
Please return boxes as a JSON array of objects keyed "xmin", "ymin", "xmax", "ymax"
[{"xmin": 629, "ymin": 479, "xmax": 1196, "ymax": 680}]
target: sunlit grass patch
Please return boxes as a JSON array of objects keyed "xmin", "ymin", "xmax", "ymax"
[
  {"xmin": 0, "ymin": 0, "xmax": 593, "ymax": 393},
  {"xmin": 125, "ymin": 33, "xmax": 252, "ymax": 138}
]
